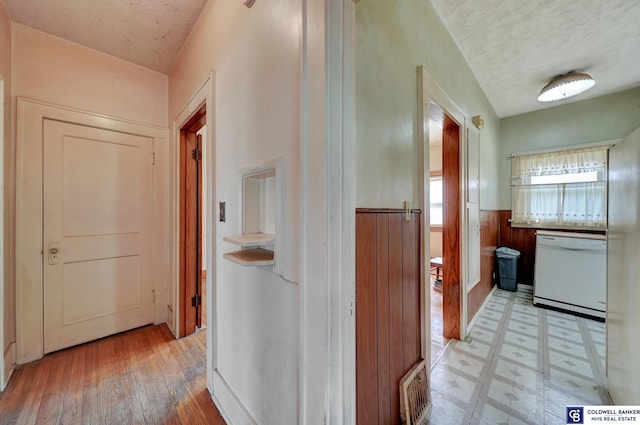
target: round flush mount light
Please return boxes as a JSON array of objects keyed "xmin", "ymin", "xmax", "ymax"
[{"xmin": 537, "ymin": 71, "xmax": 595, "ymax": 103}]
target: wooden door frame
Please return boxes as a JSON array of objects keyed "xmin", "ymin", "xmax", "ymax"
[
  {"xmin": 171, "ymin": 74, "xmax": 216, "ymax": 391},
  {"xmin": 178, "ymin": 106, "xmax": 205, "ymax": 338},
  {"xmin": 418, "ymin": 67, "xmax": 468, "ymax": 343},
  {"xmin": 14, "ymin": 98, "xmax": 169, "ymax": 364}
]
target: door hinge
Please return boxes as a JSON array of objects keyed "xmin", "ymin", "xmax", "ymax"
[
  {"xmin": 152, "ymin": 289, "xmax": 156, "ymax": 304},
  {"xmin": 191, "ymin": 294, "xmax": 201, "ymax": 307},
  {"xmin": 152, "ymin": 152, "xmax": 156, "ymax": 165},
  {"xmin": 191, "ymin": 148, "xmax": 202, "ymax": 161}
]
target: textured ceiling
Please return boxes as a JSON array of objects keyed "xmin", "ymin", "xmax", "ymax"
[
  {"xmin": 3, "ymin": 0, "xmax": 639, "ymax": 114},
  {"xmin": 2, "ymin": 0, "xmax": 208, "ymax": 74},
  {"xmin": 430, "ymin": 0, "xmax": 640, "ymax": 117}
]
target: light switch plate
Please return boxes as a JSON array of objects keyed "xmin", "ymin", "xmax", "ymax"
[{"xmin": 219, "ymin": 202, "xmax": 226, "ymax": 222}]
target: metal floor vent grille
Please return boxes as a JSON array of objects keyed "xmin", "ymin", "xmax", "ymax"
[{"xmin": 400, "ymin": 359, "xmax": 431, "ymax": 425}]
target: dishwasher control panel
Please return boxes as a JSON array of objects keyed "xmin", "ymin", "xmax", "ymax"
[{"xmin": 575, "ymin": 239, "xmax": 606, "ymax": 250}]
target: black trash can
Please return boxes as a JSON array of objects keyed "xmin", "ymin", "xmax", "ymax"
[{"xmin": 496, "ymin": 247, "xmax": 520, "ymax": 291}]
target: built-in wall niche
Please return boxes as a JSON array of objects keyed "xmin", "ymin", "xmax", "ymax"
[{"xmin": 223, "ymin": 156, "xmax": 284, "ymax": 275}]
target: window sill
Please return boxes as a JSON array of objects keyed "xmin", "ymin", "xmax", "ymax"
[{"xmin": 509, "ymin": 222, "xmax": 606, "ymax": 234}]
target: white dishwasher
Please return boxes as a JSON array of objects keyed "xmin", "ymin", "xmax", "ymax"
[{"xmin": 533, "ymin": 230, "xmax": 606, "ymax": 319}]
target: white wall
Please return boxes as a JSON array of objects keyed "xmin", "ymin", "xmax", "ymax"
[
  {"xmin": 429, "ymin": 131, "xmax": 443, "ymax": 258},
  {"xmin": 429, "ymin": 144, "xmax": 442, "ymax": 172},
  {"xmin": 498, "ymin": 87, "xmax": 640, "ymax": 209},
  {"xmin": 0, "ymin": 0, "xmax": 11, "ymax": 389},
  {"xmin": 356, "ymin": 0, "xmax": 500, "ymax": 211},
  {"xmin": 607, "ymin": 125, "xmax": 640, "ymax": 404},
  {"xmin": 169, "ymin": 1, "xmax": 301, "ymax": 423}
]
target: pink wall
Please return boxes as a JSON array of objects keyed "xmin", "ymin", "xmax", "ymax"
[
  {"xmin": 12, "ymin": 23, "xmax": 168, "ymax": 127},
  {"xmin": 7, "ymin": 23, "xmax": 169, "ymax": 367},
  {"xmin": 0, "ymin": 0, "xmax": 12, "ymax": 359}
]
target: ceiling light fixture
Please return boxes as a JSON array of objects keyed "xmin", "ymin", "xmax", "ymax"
[{"xmin": 537, "ymin": 71, "xmax": 595, "ymax": 103}]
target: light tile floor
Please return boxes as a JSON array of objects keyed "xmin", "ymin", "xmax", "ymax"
[{"xmin": 428, "ymin": 286, "xmax": 610, "ymax": 425}]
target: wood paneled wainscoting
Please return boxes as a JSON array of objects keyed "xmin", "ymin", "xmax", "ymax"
[
  {"xmin": 467, "ymin": 210, "xmax": 500, "ymax": 324},
  {"xmin": 466, "ymin": 209, "xmax": 536, "ymax": 324},
  {"xmin": 498, "ymin": 210, "xmax": 537, "ymax": 285},
  {"xmin": 496, "ymin": 210, "xmax": 606, "ymax": 287},
  {"xmin": 356, "ymin": 209, "xmax": 422, "ymax": 425}
]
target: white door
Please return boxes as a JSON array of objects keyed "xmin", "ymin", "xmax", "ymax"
[
  {"xmin": 607, "ymin": 126, "xmax": 640, "ymax": 404},
  {"xmin": 43, "ymin": 119, "xmax": 155, "ymax": 354},
  {"xmin": 466, "ymin": 126, "xmax": 481, "ymax": 289}
]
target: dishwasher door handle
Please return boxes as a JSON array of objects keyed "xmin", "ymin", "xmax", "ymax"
[{"xmin": 543, "ymin": 244, "xmax": 604, "ymax": 252}]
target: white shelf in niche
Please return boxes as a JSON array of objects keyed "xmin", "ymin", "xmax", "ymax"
[
  {"xmin": 223, "ymin": 248, "xmax": 274, "ymax": 267},
  {"xmin": 223, "ymin": 233, "xmax": 275, "ymax": 247},
  {"xmin": 222, "ymin": 156, "xmax": 284, "ymax": 272}
]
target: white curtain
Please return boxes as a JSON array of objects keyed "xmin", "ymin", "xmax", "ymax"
[
  {"xmin": 511, "ymin": 146, "xmax": 608, "ymax": 228},
  {"xmin": 511, "ymin": 146, "xmax": 607, "ymax": 183}
]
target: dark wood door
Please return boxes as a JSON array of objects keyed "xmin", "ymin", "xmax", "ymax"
[
  {"xmin": 442, "ymin": 115, "xmax": 461, "ymax": 339},
  {"xmin": 193, "ymin": 134, "xmax": 203, "ymax": 329},
  {"xmin": 179, "ymin": 106, "xmax": 206, "ymax": 337},
  {"xmin": 356, "ymin": 209, "xmax": 422, "ymax": 425}
]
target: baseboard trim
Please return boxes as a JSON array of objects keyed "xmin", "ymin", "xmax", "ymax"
[
  {"xmin": 2, "ymin": 343, "xmax": 16, "ymax": 391},
  {"xmin": 466, "ymin": 285, "xmax": 498, "ymax": 335},
  {"xmin": 166, "ymin": 305, "xmax": 176, "ymax": 337},
  {"xmin": 212, "ymin": 369, "xmax": 257, "ymax": 425},
  {"xmin": 210, "ymin": 390, "xmax": 232, "ymax": 425}
]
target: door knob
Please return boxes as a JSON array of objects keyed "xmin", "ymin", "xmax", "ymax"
[{"xmin": 48, "ymin": 242, "xmax": 60, "ymax": 265}]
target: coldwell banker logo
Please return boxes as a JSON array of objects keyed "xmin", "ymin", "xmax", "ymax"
[{"xmin": 567, "ymin": 407, "xmax": 584, "ymax": 424}]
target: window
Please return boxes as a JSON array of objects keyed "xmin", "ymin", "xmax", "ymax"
[
  {"xmin": 511, "ymin": 146, "xmax": 608, "ymax": 229},
  {"xmin": 430, "ymin": 177, "xmax": 443, "ymax": 226}
]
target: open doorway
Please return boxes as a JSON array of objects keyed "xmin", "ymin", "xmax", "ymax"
[
  {"xmin": 179, "ymin": 104, "xmax": 206, "ymax": 337},
  {"xmin": 427, "ymin": 103, "xmax": 446, "ymax": 365},
  {"xmin": 427, "ymin": 98, "xmax": 462, "ymax": 365}
]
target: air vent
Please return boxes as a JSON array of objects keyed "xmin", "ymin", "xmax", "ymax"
[{"xmin": 400, "ymin": 359, "xmax": 431, "ymax": 425}]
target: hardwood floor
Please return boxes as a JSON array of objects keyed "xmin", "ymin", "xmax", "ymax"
[
  {"xmin": 0, "ymin": 325, "xmax": 225, "ymax": 425},
  {"xmin": 430, "ymin": 278, "xmax": 450, "ymax": 366}
]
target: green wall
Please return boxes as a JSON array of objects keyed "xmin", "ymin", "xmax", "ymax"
[
  {"xmin": 499, "ymin": 87, "xmax": 640, "ymax": 209},
  {"xmin": 356, "ymin": 0, "xmax": 500, "ymax": 210}
]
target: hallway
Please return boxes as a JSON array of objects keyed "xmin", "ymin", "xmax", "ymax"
[{"xmin": 0, "ymin": 325, "xmax": 223, "ymax": 425}]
